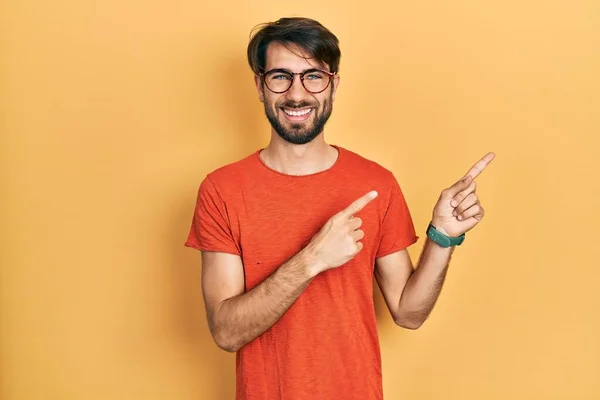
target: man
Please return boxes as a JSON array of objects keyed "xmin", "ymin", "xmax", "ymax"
[{"xmin": 185, "ymin": 17, "xmax": 494, "ymax": 400}]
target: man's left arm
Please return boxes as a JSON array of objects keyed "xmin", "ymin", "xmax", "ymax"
[{"xmin": 375, "ymin": 152, "xmax": 495, "ymax": 329}]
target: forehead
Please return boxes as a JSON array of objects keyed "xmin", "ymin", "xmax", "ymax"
[{"xmin": 264, "ymin": 42, "xmax": 328, "ymax": 72}]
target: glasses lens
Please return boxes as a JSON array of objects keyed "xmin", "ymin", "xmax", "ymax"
[
  {"xmin": 302, "ymin": 70, "xmax": 330, "ymax": 93},
  {"xmin": 264, "ymin": 71, "xmax": 293, "ymax": 93}
]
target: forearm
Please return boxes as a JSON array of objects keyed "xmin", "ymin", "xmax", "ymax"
[
  {"xmin": 212, "ymin": 249, "xmax": 318, "ymax": 352},
  {"xmin": 396, "ymin": 237, "xmax": 455, "ymax": 328}
]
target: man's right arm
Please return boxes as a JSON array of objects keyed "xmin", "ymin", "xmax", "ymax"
[
  {"xmin": 201, "ymin": 248, "xmax": 320, "ymax": 352},
  {"xmin": 201, "ymin": 190, "xmax": 378, "ymax": 352}
]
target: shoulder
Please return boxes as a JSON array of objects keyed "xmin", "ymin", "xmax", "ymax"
[
  {"xmin": 337, "ymin": 146, "xmax": 410, "ymax": 209},
  {"xmin": 201, "ymin": 150, "xmax": 259, "ymax": 196},
  {"xmin": 338, "ymin": 146, "xmax": 397, "ymax": 184}
]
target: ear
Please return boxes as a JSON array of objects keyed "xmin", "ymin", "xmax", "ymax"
[
  {"xmin": 254, "ymin": 75, "xmax": 265, "ymax": 102},
  {"xmin": 331, "ymin": 74, "xmax": 341, "ymax": 102}
]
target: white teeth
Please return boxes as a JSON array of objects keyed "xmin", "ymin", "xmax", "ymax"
[{"xmin": 283, "ymin": 108, "xmax": 312, "ymax": 117}]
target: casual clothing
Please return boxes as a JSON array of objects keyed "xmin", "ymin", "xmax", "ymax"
[{"xmin": 185, "ymin": 145, "xmax": 419, "ymax": 400}]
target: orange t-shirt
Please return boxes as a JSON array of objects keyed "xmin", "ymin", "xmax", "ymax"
[{"xmin": 185, "ymin": 145, "xmax": 419, "ymax": 400}]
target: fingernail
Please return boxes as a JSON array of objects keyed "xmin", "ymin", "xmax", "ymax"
[
  {"xmin": 370, "ymin": 191, "xmax": 378, "ymax": 198},
  {"xmin": 457, "ymin": 215, "xmax": 462, "ymax": 220},
  {"xmin": 453, "ymin": 210, "xmax": 457, "ymax": 216},
  {"xmin": 451, "ymin": 200, "xmax": 457, "ymax": 207}
]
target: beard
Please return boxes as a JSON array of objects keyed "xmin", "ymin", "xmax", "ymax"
[{"xmin": 263, "ymin": 94, "xmax": 333, "ymax": 145}]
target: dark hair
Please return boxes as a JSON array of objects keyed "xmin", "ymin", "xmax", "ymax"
[{"xmin": 247, "ymin": 17, "xmax": 341, "ymax": 75}]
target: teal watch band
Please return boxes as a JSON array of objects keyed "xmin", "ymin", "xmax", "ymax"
[{"xmin": 426, "ymin": 222, "xmax": 465, "ymax": 248}]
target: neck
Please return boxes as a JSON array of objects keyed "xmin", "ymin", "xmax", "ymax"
[{"xmin": 260, "ymin": 133, "xmax": 338, "ymax": 176}]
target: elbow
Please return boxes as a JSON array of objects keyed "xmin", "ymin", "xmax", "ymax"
[
  {"xmin": 212, "ymin": 323, "xmax": 246, "ymax": 353},
  {"xmin": 217, "ymin": 342, "xmax": 239, "ymax": 353},
  {"xmin": 213, "ymin": 330, "xmax": 240, "ymax": 353},
  {"xmin": 209, "ymin": 309, "xmax": 240, "ymax": 353},
  {"xmin": 215, "ymin": 339, "xmax": 238, "ymax": 353},
  {"xmin": 394, "ymin": 313, "xmax": 425, "ymax": 330},
  {"xmin": 396, "ymin": 320, "xmax": 423, "ymax": 330},
  {"xmin": 396, "ymin": 321, "xmax": 423, "ymax": 331}
]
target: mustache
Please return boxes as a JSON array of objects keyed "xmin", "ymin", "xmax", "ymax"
[{"xmin": 278, "ymin": 100, "xmax": 317, "ymax": 109}]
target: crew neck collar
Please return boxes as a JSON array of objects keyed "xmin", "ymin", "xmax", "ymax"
[{"xmin": 255, "ymin": 144, "xmax": 343, "ymax": 178}]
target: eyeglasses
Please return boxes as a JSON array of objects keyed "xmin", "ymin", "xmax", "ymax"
[{"xmin": 260, "ymin": 68, "xmax": 336, "ymax": 94}]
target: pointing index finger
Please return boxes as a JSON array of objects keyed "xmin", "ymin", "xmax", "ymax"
[
  {"xmin": 341, "ymin": 190, "xmax": 378, "ymax": 218},
  {"xmin": 463, "ymin": 152, "xmax": 496, "ymax": 180}
]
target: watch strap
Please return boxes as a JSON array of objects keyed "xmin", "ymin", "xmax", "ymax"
[{"xmin": 426, "ymin": 222, "xmax": 465, "ymax": 247}]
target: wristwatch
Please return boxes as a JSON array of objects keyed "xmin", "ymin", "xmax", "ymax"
[{"xmin": 426, "ymin": 222, "xmax": 465, "ymax": 248}]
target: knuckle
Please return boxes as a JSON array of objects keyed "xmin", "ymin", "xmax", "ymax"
[{"xmin": 355, "ymin": 242, "xmax": 363, "ymax": 253}]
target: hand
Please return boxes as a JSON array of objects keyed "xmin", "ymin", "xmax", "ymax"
[
  {"xmin": 431, "ymin": 152, "xmax": 495, "ymax": 238},
  {"xmin": 306, "ymin": 190, "xmax": 379, "ymax": 274}
]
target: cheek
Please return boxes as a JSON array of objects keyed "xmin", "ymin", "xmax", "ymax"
[
  {"xmin": 266, "ymin": 95, "xmax": 284, "ymax": 110},
  {"xmin": 317, "ymin": 96, "xmax": 331, "ymax": 112}
]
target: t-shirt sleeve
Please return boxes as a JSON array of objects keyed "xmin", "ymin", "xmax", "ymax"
[
  {"xmin": 376, "ymin": 176, "xmax": 419, "ymax": 258},
  {"xmin": 184, "ymin": 175, "xmax": 241, "ymax": 255}
]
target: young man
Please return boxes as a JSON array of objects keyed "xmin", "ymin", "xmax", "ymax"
[{"xmin": 185, "ymin": 17, "xmax": 494, "ymax": 400}]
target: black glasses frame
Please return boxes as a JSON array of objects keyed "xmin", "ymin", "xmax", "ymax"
[{"xmin": 259, "ymin": 68, "xmax": 336, "ymax": 94}]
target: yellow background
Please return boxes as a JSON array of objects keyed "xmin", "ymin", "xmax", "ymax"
[{"xmin": 2, "ymin": 0, "xmax": 599, "ymax": 399}]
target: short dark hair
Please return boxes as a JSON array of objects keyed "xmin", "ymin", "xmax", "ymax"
[{"xmin": 247, "ymin": 17, "xmax": 341, "ymax": 75}]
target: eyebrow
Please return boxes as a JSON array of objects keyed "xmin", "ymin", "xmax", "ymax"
[{"xmin": 267, "ymin": 68, "xmax": 328, "ymax": 74}]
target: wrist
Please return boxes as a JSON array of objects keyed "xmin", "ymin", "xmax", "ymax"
[
  {"xmin": 430, "ymin": 219, "xmax": 448, "ymax": 236},
  {"xmin": 299, "ymin": 244, "xmax": 326, "ymax": 278},
  {"xmin": 430, "ymin": 222, "xmax": 450, "ymax": 237},
  {"xmin": 427, "ymin": 221, "xmax": 465, "ymax": 248}
]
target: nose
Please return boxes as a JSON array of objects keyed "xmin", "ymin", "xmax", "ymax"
[{"xmin": 285, "ymin": 75, "xmax": 308, "ymax": 102}]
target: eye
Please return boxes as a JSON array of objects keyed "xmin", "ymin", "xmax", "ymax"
[
  {"xmin": 305, "ymin": 73, "xmax": 325, "ymax": 80},
  {"xmin": 271, "ymin": 74, "xmax": 292, "ymax": 80}
]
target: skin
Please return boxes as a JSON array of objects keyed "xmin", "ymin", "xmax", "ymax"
[
  {"xmin": 254, "ymin": 41, "xmax": 341, "ymax": 176},
  {"xmin": 200, "ymin": 40, "xmax": 496, "ymax": 352},
  {"xmin": 260, "ymin": 66, "xmax": 334, "ymax": 145}
]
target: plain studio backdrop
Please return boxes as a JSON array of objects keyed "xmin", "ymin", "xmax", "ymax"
[{"xmin": 1, "ymin": 1, "xmax": 599, "ymax": 399}]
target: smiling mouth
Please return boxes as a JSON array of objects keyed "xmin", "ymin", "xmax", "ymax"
[{"xmin": 282, "ymin": 108, "xmax": 313, "ymax": 117}]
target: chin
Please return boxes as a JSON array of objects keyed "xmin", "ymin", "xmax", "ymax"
[
  {"xmin": 275, "ymin": 129, "xmax": 320, "ymax": 145},
  {"xmin": 265, "ymin": 105, "xmax": 328, "ymax": 145}
]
